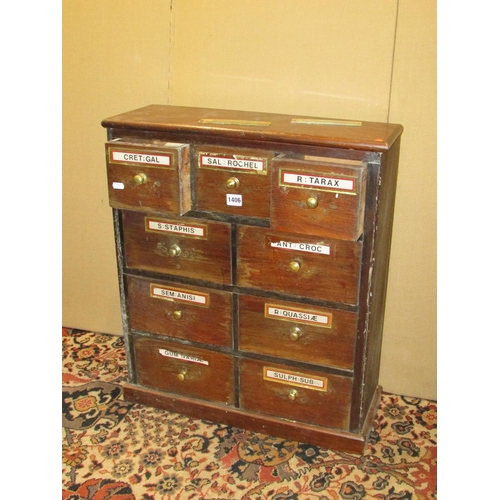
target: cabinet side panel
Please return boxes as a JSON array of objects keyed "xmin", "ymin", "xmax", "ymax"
[
  {"xmin": 112, "ymin": 208, "xmax": 135, "ymax": 381},
  {"xmin": 351, "ymin": 139, "xmax": 401, "ymax": 431}
]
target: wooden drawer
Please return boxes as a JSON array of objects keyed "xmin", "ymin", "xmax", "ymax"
[
  {"xmin": 127, "ymin": 275, "xmax": 233, "ymax": 347},
  {"xmin": 237, "ymin": 226, "xmax": 362, "ymax": 305},
  {"xmin": 238, "ymin": 295, "xmax": 357, "ymax": 370},
  {"xmin": 133, "ymin": 336, "xmax": 235, "ymax": 405},
  {"xmin": 271, "ymin": 155, "xmax": 367, "ymax": 241},
  {"xmin": 122, "ymin": 211, "xmax": 232, "ymax": 285},
  {"xmin": 239, "ymin": 358, "xmax": 352, "ymax": 430},
  {"xmin": 193, "ymin": 145, "xmax": 274, "ymax": 219},
  {"xmin": 106, "ymin": 140, "xmax": 190, "ymax": 214}
]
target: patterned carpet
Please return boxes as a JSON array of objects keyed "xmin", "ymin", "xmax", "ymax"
[{"xmin": 62, "ymin": 328, "xmax": 437, "ymax": 499}]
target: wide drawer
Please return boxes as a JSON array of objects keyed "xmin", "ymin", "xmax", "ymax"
[
  {"xmin": 237, "ymin": 226, "xmax": 362, "ymax": 305},
  {"xmin": 127, "ymin": 275, "xmax": 233, "ymax": 347},
  {"xmin": 239, "ymin": 358, "xmax": 352, "ymax": 430},
  {"xmin": 193, "ymin": 145, "xmax": 274, "ymax": 219},
  {"xmin": 238, "ymin": 295, "xmax": 357, "ymax": 370},
  {"xmin": 271, "ymin": 155, "xmax": 367, "ymax": 241},
  {"xmin": 133, "ymin": 336, "xmax": 235, "ymax": 405},
  {"xmin": 122, "ymin": 211, "xmax": 232, "ymax": 285},
  {"xmin": 106, "ymin": 140, "xmax": 190, "ymax": 214}
]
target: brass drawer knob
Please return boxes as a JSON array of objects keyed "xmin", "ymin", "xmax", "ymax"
[
  {"xmin": 226, "ymin": 177, "xmax": 240, "ymax": 189},
  {"xmin": 177, "ymin": 368, "xmax": 187, "ymax": 382},
  {"xmin": 168, "ymin": 244, "xmax": 181, "ymax": 257},
  {"xmin": 289, "ymin": 260, "xmax": 301, "ymax": 272},
  {"xmin": 306, "ymin": 197, "xmax": 318, "ymax": 209},
  {"xmin": 133, "ymin": 173, "xmax": 148, "ymax": 185},
  {"xmin": 289, "ymin": 327, "xmax": 302, "ymax": 341},
  {"xmin": 172, "ymin": 310, "xmax": 183, "ymax": 320},
  {"xmin": 288, "ymin": 389, "xmax": 298, "ymax": 401}
]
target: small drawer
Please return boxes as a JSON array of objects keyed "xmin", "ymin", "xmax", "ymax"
[
  {"xmin": 239, "ymin": 358, "xmax": 352, "ymax": 430},
  {"xmin": 271, "ymin": 155, "xmax": 367, "ymax": 241},
  {"xmin": 106, "ymin": 140, "xmax": 190, "ymax": 214},
  {"xmin": 133, "ymin": 336, "xmax": 235, "ymax": 405},
  {"xmin": 122, "ymin": 211, "xmax": 232, "ymax": 285},
  {"xmin": 127, "ymin": 275, "xmax": 233, "ymax": 347},
  {"xmin": 238, "ymin": 295, "xmax": 357, "ymax": 370},
  {"xmin": 237, "ymin": 226, "xmax": 362, "ymax": 305},
  {"xmin": 193, "ymin": 145, "xmax": 274, "ymax": 219}
]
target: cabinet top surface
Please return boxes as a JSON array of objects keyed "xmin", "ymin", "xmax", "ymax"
[{"xmin": 102, "ymin": 105, "xmax": 403, "ymax": 152}]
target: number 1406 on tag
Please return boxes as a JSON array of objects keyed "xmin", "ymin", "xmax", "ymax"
[{"xmin": 226, "ymin": 194, "xmax": 243, "ymax": 206}]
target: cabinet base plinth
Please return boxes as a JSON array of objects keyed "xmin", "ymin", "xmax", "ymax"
[{"xmin": 122, "ymin": 383, "xmax": 382, "ymax": 455}]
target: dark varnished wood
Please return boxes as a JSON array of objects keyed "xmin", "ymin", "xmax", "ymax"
[
  {"xmin": 106, "ymin": 140, "xmax": 190, "ymax": 215},
  {"xmin": 271, "ymin": 155, "xmax": 367, "ymax": 241},
  {"xmin": 239, "ymin": 357, "xmax": 352, "ymax": 430},
  {"xmin": 350, "ymin": 138, "xmax": 402, "ymax": 431},
  {"xmin": 122, "ymin": 382, "xmax": 382, "ymax": 455},
  {"xmin": 193, "ymin": 144, "xmax": 274, "ymax": 219},
  {"xmin": 238, "ymin": 294, "xmax": 357, "ymax": 370},
  {"xmin": 237, "ymin": 226, "xmax": 362, "ymax": 305},
  {"xmin": 133, "ymin": 335, "xmax": 235, "ymax": 405},
  {"xmin": 103, "ymin": 105, "xmax": 402, "ymax": 454},
  {"xmin": 127, "ymin": 275, "xmax": 233, "ymax": 347},
  {"xmin": 102, "ymin": 105, "xmax": 402, "ymax": 152},
  {"xmin": 122, "ymin": 210, "xmax": 232, "ymax": 285}
]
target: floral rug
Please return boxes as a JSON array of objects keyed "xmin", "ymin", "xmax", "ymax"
[{"xmin": 62, "ymin": 328, "xmax": 437, "ymax": 499}]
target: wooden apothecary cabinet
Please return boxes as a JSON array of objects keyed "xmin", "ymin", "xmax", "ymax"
[{"xmin": 102, "ymin": 105, "xmax": 402, "ymax": 454}]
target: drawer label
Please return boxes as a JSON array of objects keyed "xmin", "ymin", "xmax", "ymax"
[
  {"xmin": 145, "ymin": 217, "xmax": 207, "ymax": 238},
  {"xmin": 264, "ymin": 367, "xmax": 328, "ymax": 392},
  {"xmin": 265, "ymin": 304, "xmax": 332, "ymax": 328},
  {"xmin": 270, "ymin": 240, "xmax": 330, "ymax": 255},
  {"xmin": 159, "ymin": 349, "xmax": 209, "ymax": 365},
  {"xmin": 110, "ymin": 149, "xmax": 172, "ymax": 166},
  {"xmin": 280, "ymin": 170, "xmax": 356, "ymax": 194},
  {"xmin": 150, "ymin": 284, "xmax": 209, "ymax": 307},
  {"xmin": 199, "ymin": 152, "xmax": 267, "ymax": 173}
]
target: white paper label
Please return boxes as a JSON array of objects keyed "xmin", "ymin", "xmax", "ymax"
[
  {"xmin": 159, "ymin": 349, "xmax": 208, "ymax": 365},
  {"xmin": 112, "ymin": 182, "xmax": 125, "ymax": 190},
  {"xmin": 270, "ymin": 241, "xmax": 330, "ymax": 255},
  {"xmin": 146, "ymin": 218, "xmax": 206, "ymax": 237},
  {"xmin": 111, "ymin": 150, "xmax": 171, "ymax": 166},
  {"xmin": 281, "ymin": 171, "xmax": 354, "ymax": 192},
  {"xmin": 200, "ymin": 153, "xmax": 265, "ymax": 172},
  {"xmin": 264, "ymin": 368, "xmax": 327, "ymax": 391},
  {"xmin": 226, "ymin": 194, "xmax": 243, "ymax": 206},
  {"xmin": 265, "ymin": 305, "xmax": 332, "ymax": 327},
  {"xmin": 151, "ymin": 285, "xmax": 209, "ymax": 306}
]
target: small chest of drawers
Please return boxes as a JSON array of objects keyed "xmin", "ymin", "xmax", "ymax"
[{"xmin": 102, "ymin": 105, "xmax": 402, "ymax": 454}]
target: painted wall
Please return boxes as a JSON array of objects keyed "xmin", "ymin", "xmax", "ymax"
[{"xmin": 62, "ymin": 0, "xmax": 436, "ymax": 400}]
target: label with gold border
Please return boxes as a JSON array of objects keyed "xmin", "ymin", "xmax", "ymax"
[
  {"xmin": 263, "ymin": 367, "xmax": 328, "ymax": 392},
  {"xmin": 279, "ymin": 168, "xmax": 357, "ymax": 194},
  {"xmin": 265, "ymin": 304, "xmax": 332, "ymax": 328},
  {"xmin": 198, "ymin": 151, "xmax": 268, "ymax": 174},
  {"xmin": 145, "ymin": 217, "xmax": 207, "ymax": 238},
  {"xmin": 150, "ymin": 284, "xmax": 210, "ymax": 307},
  {"xmin": 108, "ymin": 148, "xmax": 173, "ymax": 167}
]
